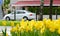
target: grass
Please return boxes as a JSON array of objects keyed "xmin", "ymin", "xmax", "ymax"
[{"xmin": 0, "ymin": 20, "xmax": 20, "ymax": 26}]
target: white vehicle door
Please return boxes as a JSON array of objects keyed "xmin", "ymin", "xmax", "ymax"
[
  {"xmin": 10, "ymin": 12, "xmax": 14, "ymax": 20},
  {"xmin": 16, "ymin": 11, "xmax": 25, "ymax": 20}
]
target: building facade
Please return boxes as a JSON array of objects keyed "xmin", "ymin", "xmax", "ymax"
[{"xmin": 10, "ymin": 0, "xmax": 60, "ymax": 10}]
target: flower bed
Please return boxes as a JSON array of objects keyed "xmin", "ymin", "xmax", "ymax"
[
  {"xmin": 1, "ymin": 19, "xmax": 60, "ymax": 36},
  {"xmin": 0, "ymin": 21, "xmax": 20, "ymax": 26}
]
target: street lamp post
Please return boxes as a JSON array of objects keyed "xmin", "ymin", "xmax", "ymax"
[
  {"xmin": 39, "ymin": 0, "xmax": 44, "ymax": 20},
  {"xmin": 49, "ymin": 0, "xmax": 53, "ymax": 20}
]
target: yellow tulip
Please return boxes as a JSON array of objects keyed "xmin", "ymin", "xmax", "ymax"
[
  {"xmin": 25, "ymin": 20, "xmax": 29, "ymax": 24},
  {"xmin": 10, "ymin": 28, "xmax": 14, "ymax": 32},
  {"xmin": 21, "ymin": 19, "xmax": 24, "ymax": 22},
  {"xmin": 10, "ymin": 27, "xmax": 17, "ymax": 32},
  {"xmin": 16, "ymin": 24, "xmax": 19, "ymax": 28},
  {"xmin": 9, "ymin": 18, "xmax": 60, "ymax": 35},
  {"xmin": 29, "ymin": 20, "xmax": 36, "ymax": 27},
  {"xmin": 17, "ymin": 27, "xmax": 21, "ymax": 32},
  {"xmin": 34, "ymin": 21, "xmax": 44, "ymax": 30},
  {"xmin": 19, "ymin": 27, "xmax": 24, "ymax": 32},
  {"xmin": 40, "ymin": 26, "xmax": 45, "ymax": 34},
  {"xmin": 45, "ymin": 19, "xmax": 52, "ymax": 28},
  {"xmin": 10, "ymin": 21, "xmax": 14, "ymax": 27},
  {"xmin": 6, "ymin": 33, "xmax": 8, "ymax": 36},
  {"xmin": 29, "ymin": 27, "xmax": 33, "ymax": 32},
  {"xmin": 24, "ymin": 21, "xmax": 28, "ymax": 27},
  {"xmin": 2, "ymin": 21, "xmax": 6, "ymax": 26},
  {"xmin": 49, "ymin": 28, "xmax": 55, "ymax": 32},
  {"xmin": 43, "ymin": 18, "xmax": 47, "ymax": 24},
  {"xmin": 25, "ymin": 26, "xmax": 33, "ymax": 32},
  {"xmin": 57, "ymin": 28, "xmax": 60, "ymax": 34},
  {"xmin": 25, "ymin": 26, "xmax": 30, "ymax": 32},
  {"xmin": 20, "ymin": 21, "xmax": 25, "ymax": 26}
]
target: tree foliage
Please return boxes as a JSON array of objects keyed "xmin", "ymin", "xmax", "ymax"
[{"xmin": 3, "ymin": 0, "xmax": 10, "ymax": 9}]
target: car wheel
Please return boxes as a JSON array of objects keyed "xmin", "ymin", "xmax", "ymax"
[
  {"xmin": 5, "ymin": 17, "xmax": 10, "ymax": 21},
  {"xmin": 23, "ymin": 16, "xmax": 28, "ymax": 20}
]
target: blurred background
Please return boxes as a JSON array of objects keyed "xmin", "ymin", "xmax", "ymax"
[{"xmin": 0, "ymin": 0, "xmax": 60, "ymax": 20}]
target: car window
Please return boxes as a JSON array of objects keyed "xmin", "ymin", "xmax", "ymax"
[
  {"xmin": 11, "ymin": 12, "xmax": 16, "ymax": 14},
  {"xmin": 17, "ymin": 11, "xmax": 25, "ymax": 14},
  {"xmin": 11, "ymin": 12, "xmax": 14, "ymax": 14}
]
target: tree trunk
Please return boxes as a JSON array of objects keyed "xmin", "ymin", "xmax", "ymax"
[
  {"xmin": 39, "ymin": 0, "xmax": 44, "ymax": 20},
  {"xmin": 2, "ymin": 6, "xmax": 5, "ymax": 17},
  {"xmin": 49, "ymin": 0, "xmax": 53, "ymax": 20}
]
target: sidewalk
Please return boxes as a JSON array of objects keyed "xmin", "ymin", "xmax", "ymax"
[
  {"xmin": 37, "ymin": 15, "xmax": 60, "ymax": 20},
  {"xmin": 0, "ymin": 26, "xmax": 11, "ymax": 36}
]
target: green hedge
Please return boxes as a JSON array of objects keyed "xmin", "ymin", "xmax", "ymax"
[{"xmin": 28, "ymin": 6, "xmax": 60, "ymax": 15}]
